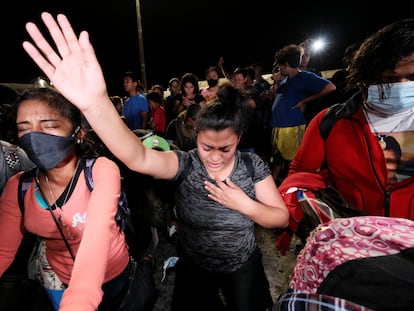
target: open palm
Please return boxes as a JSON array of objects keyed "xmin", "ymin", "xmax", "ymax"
[{"xmin": 22, "ymin": 12, "xmax": 108, "ymax": 112}]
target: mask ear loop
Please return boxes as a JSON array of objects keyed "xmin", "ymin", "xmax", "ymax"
[
  {"xmin": 71, "ymin": 126, "xmax": 81, "ymax": 137},
  {"xmin": 72, "ymin": 125, "xmax": 83, "ymax": 144}
]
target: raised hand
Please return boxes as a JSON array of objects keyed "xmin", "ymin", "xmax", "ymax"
[{"xmin": 22, "ymin": 12, "xmax": 108, "ymax": 112}]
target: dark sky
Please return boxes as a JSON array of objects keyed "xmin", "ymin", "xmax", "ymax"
[{"xmin": 0, "ymin": 1, "xmax": 411, "ymax": 96}]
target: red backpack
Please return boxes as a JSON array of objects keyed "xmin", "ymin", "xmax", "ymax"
[{"xmin": 276, "ymin": 172, "xmax": 367, "ymax": 255}]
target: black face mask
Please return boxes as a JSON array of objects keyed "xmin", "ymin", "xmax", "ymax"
[
  {"xmin": 207, "ymin": 79, "xmax": 219, "ymax": 88},
  {"xmin": 19, "ymin": 127, "xmax": 79, "ymax": 171}
]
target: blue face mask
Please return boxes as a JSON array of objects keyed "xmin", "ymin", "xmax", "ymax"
[{"xmin": 367, "ymin": 81, "xmax": 414, "ymax": 114}]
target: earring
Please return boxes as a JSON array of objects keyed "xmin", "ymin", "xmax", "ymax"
[{"xmin": 76, "ymin": 138, "xmax": 83, "ymax": 144}]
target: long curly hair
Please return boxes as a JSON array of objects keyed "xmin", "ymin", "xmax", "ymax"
[{"xmin": 348, "ymin": 18, "xmax": 414, "ymax": 91}]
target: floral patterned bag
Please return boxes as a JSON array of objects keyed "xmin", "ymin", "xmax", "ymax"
[{"xmin": 28, "ymin": 239, "xmax": 66, "ymax": 311}]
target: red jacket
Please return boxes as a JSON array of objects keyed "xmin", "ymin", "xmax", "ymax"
[{"xmin": 287, "ymin": 103, "xmax": 414, "ymax": 220}]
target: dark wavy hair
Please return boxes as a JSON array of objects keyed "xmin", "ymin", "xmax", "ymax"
[
  {"xmin": 348, "ymin": 18, "xmax": 414, "ymax": 89},
  {"xmin": 16, "ymin": 86, "xmax": 97, "ymax": 157},
  {"xmin": 180, "ymin": 72, "xmax": 200, "ymax": 95}
]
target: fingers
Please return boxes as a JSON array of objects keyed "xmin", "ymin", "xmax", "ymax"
[
  {"xmin": 23, "ymin": 12, "xmax": 83, "ymax": 72},
  {"xmin": 25, "ymin": 15, "xmax": 62, "ymax": 69},
  {"xmin": 39, "ymin": 12, "xmax": 71, "ymax": 60},
  {"xmin": 22, "ymin": 40, "xmax": 55, "ymax": 79},
  {"xmin": 204, "ymin": 181, "xmax": 224, "ymax": 204},
  {"xmin": 78, "ymin": 31, "xmax": 100, "ymax": 70},
  {"xmin": 55, "ymin": 13, "xmax": 82, "ymax": 56}
]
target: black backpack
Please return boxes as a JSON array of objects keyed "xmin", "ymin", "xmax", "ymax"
[{"xmin": 318, "ymin": 90, "xmax": 362, "ymax": 140}]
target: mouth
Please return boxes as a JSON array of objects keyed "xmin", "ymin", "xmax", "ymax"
[{"xmin": 208, "ymin": 162, "xmax": 222, "ymax": 169}]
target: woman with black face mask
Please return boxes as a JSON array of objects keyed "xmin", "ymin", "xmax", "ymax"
[{"xmin": 0, "ymin": 86, "xmax": 131, "ymax": 311}]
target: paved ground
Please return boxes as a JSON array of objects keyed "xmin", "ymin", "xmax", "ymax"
[{"xmin": 150, "ymin": 226, "xmax": 299, "ymax": 311}]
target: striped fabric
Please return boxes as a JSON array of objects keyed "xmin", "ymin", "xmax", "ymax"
[{"xmin": 273, "ymin": 289, "xmax": 373, "ymax": 311}]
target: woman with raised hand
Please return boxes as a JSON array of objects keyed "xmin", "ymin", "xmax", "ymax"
[
  {"xmin": 0, "ymin": 86, "xmax": 131, "ymax": 311},
  {"xmin": 23, "ymin": 13, "xmax": 289, "ymax": 311}
]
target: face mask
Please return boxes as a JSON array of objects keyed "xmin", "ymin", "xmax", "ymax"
[
  {"xmin": 367, "ymin": 81, "xmax": 414, "ymax": 114},
  {"xmin": 207, "ymin": 79, "xmax": 219, "ymax": 88},
  {"xmin": 19, "ymin": 127, "xmax": 79, "ymax": 171}
]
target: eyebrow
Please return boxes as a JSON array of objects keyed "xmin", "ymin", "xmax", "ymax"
[
  {"xmin": 16, "ymin": 118, "xmax": 60, "ymax": 125},
  {"xmin": 201, "ymin": 143, "xmax": 233, "ymax": 150}
]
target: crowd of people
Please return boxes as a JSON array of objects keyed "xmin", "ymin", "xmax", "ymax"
[
  {"xmin": 110, "ymin": 50, "xmax": 336, "ymax": 182},
  {"xmin": 1, "ymin": 10, "xmax": 414, "ymax": 311}
]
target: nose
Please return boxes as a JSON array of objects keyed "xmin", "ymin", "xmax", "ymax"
[{"xmin": 209, "ymin": 149, "xmax": 222, "ymax": 162}]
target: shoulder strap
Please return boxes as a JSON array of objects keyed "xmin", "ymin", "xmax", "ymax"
[
  {"xmin": 83, "ymin": 157, "xmax": 131, "ymax": 232},
  {"xmin": 84, "ymin": 157, "xmax": 97, "ymax": 191},
  {"xmin": 175, "ymin": 156, "xmax": 192, "ymax": 186},
  {"xmin": 18, "ymin": 167, "xmax": 38, "ymax": 215},
  {"xmin": 319, "ymin": 90, "xmax": 362, "ymax": 140},
  {"xmin": 241, "ymin": 152, "xmax": 254, "ymax": 178}
]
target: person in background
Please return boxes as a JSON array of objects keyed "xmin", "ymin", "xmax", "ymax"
[
  {"xmin": 201, "ymin": 66, "xmax": 221, "ymax": 103},
  {"xmin": 275, "ymin": 18, "xmax": 414, "ymax": 254},
  {"xmin": 251, "ymin": 62, "xmax": 272, "ymax": 127},
  {"xmin": 247, "ymin": 64, "xmax": 272, "ymax": 160},
  {"xmin": 0, "ymin": 86, "xmax": 131, "ymax": 311},
  {"xmin": 0, "ymin": 139, "xmax": 34, "ymax": 193},
  {"xmin": 165, "ymin": 77, "xmax": 181, "ymax": 124},
  {"xmin": 298, "ymin": 38, "xmax": 331, "ymax": 123},
  {"xmin": 217, "ymin": 56, "xmax": 232, "ymax": 80},
  {"xmin": 173, "ymin": 72, "xmax": 200, "ymax": 117},
  {"xmin": 165, "ymin": 102, "xmax": 201, "ymax": 151},
  {"xmin": 122, "ymin": 71, "xmax": 149, "ymax": 130},
  {"xmin": 136, "ymin": 80, "xmax": 146, "ymax": 96},
  {"xmin": 150, "ymin": 84, "xmax": 164, "ymax": 97},
  {"xmin": 21, "ymin": 12, "xmax": 290, "ymax": 310},
  {"xmin": 251, "ymin": 62, "xmax": 271, "ymax": 97},
  {"xmin": 146, "ymin": 90, "xmax": 167, "ymax": 136},
  {"xmin": 110, "ymin": 95, "xmax": 123, "ymax": 115},
  {"xmin": 270, "ymin": 44, "xmax": 336, "ymax": 184},
  {"xmin": 327, "ymin": 41, "xmax": 361, "ymax": 104},
  {"xmin": 231, "ymin": 66, "xmax": 259, "ymax": 154},
  {"xmin": 298, "ymin": 38, "xmax": 321, "ymax": 76},
  {"xmin": 150, "ymin": 84, "xmax": 166, "ymax": 106},
  {"xmin": 0, "ymin": 139, "xmax": 35, "ymax": 278},
  {"xmin": 268, "ymin": 65, "xmax": 285, "ymax": 103}
]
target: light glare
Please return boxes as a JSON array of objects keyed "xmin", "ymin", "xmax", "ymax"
[{"xmin": 312, "ymin": 39, "xmax": 325, "ymax": 52}]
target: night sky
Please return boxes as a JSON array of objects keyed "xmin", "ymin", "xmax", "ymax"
[{"xmin": 0, "ymin": 1, "xmax": 411, "ymax": 96}]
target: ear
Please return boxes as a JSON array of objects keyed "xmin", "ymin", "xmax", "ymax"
[{"xmin": 76, "ymin": 124, "xmax": 87, "ymax": 142}]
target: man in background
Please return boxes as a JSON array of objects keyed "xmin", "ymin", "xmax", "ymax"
[{"xmin": 122, "ymin": 71, "xmax": 149, "ymax": 130}]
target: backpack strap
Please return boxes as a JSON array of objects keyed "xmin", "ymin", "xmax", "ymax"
[
  {"xmin": 84, "ymin": 157, "xmax": 96, "ymax": 191},
  {"xmin": 319, "ymin": 90, "xmax": 362, "ymax": 140},
  {"xmin": 17, "ymin": 167, "xmax": 38, "ymax": 215},
  {"xmin": 83, "ymin": 157, "xmax": 131, "ymax": 232},
  {"xmin": 175, "ymin": 156, "xmax": 192, "ymax": 186},
  {"xmin": 240, "ymin": 152, "xmax": 254, "ymax": 178}
]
